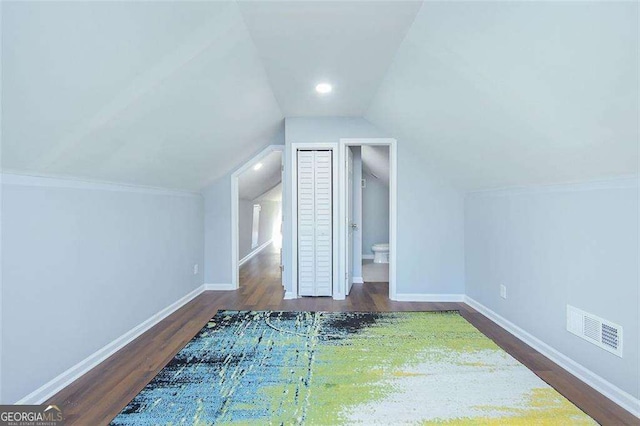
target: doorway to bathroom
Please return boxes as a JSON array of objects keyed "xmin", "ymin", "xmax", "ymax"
[{"xmin": 339, "ymin": 138, "xmax": 397, "ymax": 300}]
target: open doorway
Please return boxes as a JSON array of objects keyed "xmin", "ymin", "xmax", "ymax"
[
  {"xmin": 360, "ymin": 145, "xmax": 390, "ymax": 284},
  {"xmin": 341, "ymin": 139, "xmax": 396, "ymax": 300},
  {"xmin": 232, "ymin": 147, "xmax": 283, "ymax": 290}
]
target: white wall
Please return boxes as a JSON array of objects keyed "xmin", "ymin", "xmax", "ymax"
[
  {"xmin": 203, "ymin": 177, "xmax": 232, "ymax": 285},
  {"xmin": 465, "ymin": 178, "xmax": 639, "ymax": 399},
  {"xmin": 1, "ymin": 174, "xmax": 204, "ymax": 403},
  {"xmin": 238, "ymin": 199, "xmax": 280, "ymax": 260},
  {"xmin": 238, "ymin": 199, "xmax": 253, "ymax": 259},
  {"xmin": 284, "ymin": 117, "xmax": 465, "ymax": 296},
  {"xmin": 256, "ymin": 200, "xmax": 280, "ymax": 253},
  {"xmin": 396, "ymin": 141, "xmax": 465, "ymax": 295},
  {"xmin": 362, "ymin": 171, "xmax": 389, "ymax": 256}
]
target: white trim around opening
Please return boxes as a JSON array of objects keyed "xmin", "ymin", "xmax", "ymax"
[
  {"xmin": 339, "ymin": 138, "xmax": 398, "ymax": 300},
  {"xmin": 230, "ymin": 145, "xmax": 284, "ymax": 290}
]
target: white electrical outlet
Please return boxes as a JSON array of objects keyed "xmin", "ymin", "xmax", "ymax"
[
  {"xmin": 500, "ymin": 284, "xmax": 507, "ymax": 299},
  {"xmin": 193, "ymin": 264, "xmax": 199, "ymax": 275}
]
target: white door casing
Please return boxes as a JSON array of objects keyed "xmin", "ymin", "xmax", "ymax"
[
  {"xmin": 339, "ymin": 138, "xmax": 397, "ymax": 300},
  {"xmin": 346, "ymin": 147, "xmax": 354, "ymax": 295}
]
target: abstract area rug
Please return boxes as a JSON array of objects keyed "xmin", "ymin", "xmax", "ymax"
[{"xmin": 111, "ymin": 311, "xmax": 595, "ymax": 425}]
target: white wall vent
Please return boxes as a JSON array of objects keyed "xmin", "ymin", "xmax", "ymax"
[{"xmin": 567, "ymin": 305, "xmax": 623, "ymax": 357}]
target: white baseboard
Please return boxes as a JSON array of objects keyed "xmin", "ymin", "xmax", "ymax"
[
  {"xmin": 362, "ymin": 254, "xmax": 374, "ymax": 260},
  {"xmin": 393, "ymin": 293, "xmax": 465, "ymax": 302},
  {"xmin": 16, "ymin": 284, "xmax": 207, "ymax": 404},
  {"xmin": 17, "ymin": 283, "xmax": 637, "ymax": 419},
  {"xmin": 203, "ymin": 283, "xmax": 237, "ymax": 291},
  {"xmin": 352, "ymin": 277, "xmax": 364, "ymax": 284},
  {"xmin": 464, "ymin": 296, "xmax": 640, "ymax": 418},
  {"xmin": 239, "ymin": 239, "xmax": 273, "ymax": 266}
]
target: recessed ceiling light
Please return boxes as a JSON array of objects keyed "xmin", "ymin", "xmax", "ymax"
[
  {"xmin": 315, "ymin": 83, "xmax": 332, "ymax": 94},
  {"xmin": 253, "ymin": 163, "xmax": 263, "ymax": 171}
]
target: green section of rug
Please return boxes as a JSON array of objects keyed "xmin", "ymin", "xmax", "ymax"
[{"xmin": 112, "ymin": 311, "xmax": 595, "ymax": 425}]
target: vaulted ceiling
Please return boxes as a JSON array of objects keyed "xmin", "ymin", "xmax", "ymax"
[
  {"xmin": 239, "ymin": 151, "xmax": 282, "ymax": 201},
  {"xmin": 2, "ymin": 1, "xmax": 283, "ymax": 190},
  {"xmin": 362, "ymin": 146, "xmax": 390, "ymax": 186},
  {"xmin": 238, "ymin": 1, "xmax": 421, "ymax": 116},
  {"xmin": 366, "ymin": 1, "xmax": 638, "ymax": 189},
  {"xmin": 2, "ymin": 1, "xmax": 637, "ymax": 191}
]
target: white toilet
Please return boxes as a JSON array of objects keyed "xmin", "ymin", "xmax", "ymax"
[{"xmin": 372, "ymin": 243, "xmax": 390, "ymax": 264}]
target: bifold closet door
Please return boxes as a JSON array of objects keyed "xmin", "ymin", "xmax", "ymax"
[{"xmin": 297, "ymin": 150, "xmax": 332, "ymax": 296}]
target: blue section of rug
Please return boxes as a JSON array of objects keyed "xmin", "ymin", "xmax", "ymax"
[{"xmin": 110, "ymin": 310, "xmax": 381, "ymax": 425}]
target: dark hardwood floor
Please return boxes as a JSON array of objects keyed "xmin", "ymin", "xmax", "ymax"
[{"xmin": 47, "ymin": 249, "xmax": 638, "ymax": 425}]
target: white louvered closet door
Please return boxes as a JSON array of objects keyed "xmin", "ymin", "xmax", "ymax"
[{"xmin": 297, "ymin": 150, "xmax": 333, "ymax": 296}]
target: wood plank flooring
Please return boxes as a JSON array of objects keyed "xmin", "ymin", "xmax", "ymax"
[{"xmin": 46, "ymin": 250, "xmax": 638, "ymax": 425}]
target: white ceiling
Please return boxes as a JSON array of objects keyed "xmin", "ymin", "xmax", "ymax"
[
  {"xmin": 361, "ymin": 145, "xmax": 389, "ymax": 186},
  {"xmin": 239, "ymin": 151, "xmax": 282, "ymax": 201},
  {"xmin": 238, "ymin": 1, "xmax": 421, "ymax": 116},
  {"xmin": 255, "ymin": 182, "xmax": 283, "ymax": 203},
  {"xmin": 366, "ymin": 1, "xmax": 638, "ymax": 190},
  {"xmin": 2, "ymin": 1, "xmax": 282, "ymax": 190},
  {"xmin": 2, "ymin": 1, "xmax": 637, "ymax": 191}
]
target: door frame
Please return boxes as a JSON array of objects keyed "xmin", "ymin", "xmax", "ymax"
[
  {"xmin": 346, "ymin": 147, "xmax": 355, "ymax": 295},
  {"xmin": 230, "ymin": 144, "xmax": 284, "ymax": 289},
  {"xmin": 290, "ymin": 142, "xmax": 339, "ymax": 299},
  {"xmin": 339, "ymin": 138, "xmax": 398, "ymax": 300}
]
